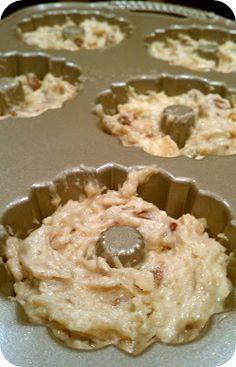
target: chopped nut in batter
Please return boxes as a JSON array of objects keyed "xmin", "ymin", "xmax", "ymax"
[
  {"xmin": 0, "ymin": 73, "xmax": 79, "ymax": 120},
  {"xmin": 96, "ymin": 87, "xmax": 236, "ymax": 159},
  {"xmin": 4, "ymin": 168, "xmax": 232, "ymax": 355},
  {"xmin": 20, "ymin": 17, "xmax": 125, "ymax": 51},
  {"xmin": 149, "ymin": 34, "xmax": 236, "ymax": 73}
]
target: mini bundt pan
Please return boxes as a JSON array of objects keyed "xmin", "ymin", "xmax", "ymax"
[
  {"xmin": 146, "ymin": 24, "xmax": 236, "ymax": 46},
  {"xmin": 0, "ymin": 163, "xmax": 235, "ymax": 308},
  {"xmin": 0, "ymin": 2, "xmax": 236, "ymax": 367},
  {"xmin": 95, "ymin": 73, "xmax": 236, "ymax": 157},
  {"xmin": 16, "ymin": 9, "xmax": 133, "ymax": 49},
  {"xmin": 145, "ymin": 24, "xmax": 236, "ymax": 73},
  {"xmin": 0, "ymin": 51, "xmax": 83, "ymax": 117},
  {"xmin": 96, "ymin": 73, "xmax": 236, "ymax": 115}
]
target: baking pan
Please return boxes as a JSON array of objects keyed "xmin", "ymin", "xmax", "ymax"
[
  {"xmin": 0, "ymin": 2, "xmax": 236, "ymax": 367},
  {"xmin": 0, "ymin": 52, "xmax": 82, "ymax": 118}
]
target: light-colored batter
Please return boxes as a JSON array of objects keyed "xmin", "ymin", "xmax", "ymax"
[
  {"xmin": 149, "ymin": 33, "xmax": 236, "ymax": 73},
  {"xmin": 0, "ymin": 73, "xmax": 78, "ymax": 119},
  {"xmin": 96, "ymin": 87, "xmax": 236, "ymax": 158},
  {"xmin": 21, "ymin": 17, "xmax": 125, "ymax": 50},
  {"xmin": 5, "ymin": 168, "xmax": 232, "ymax": 355}
]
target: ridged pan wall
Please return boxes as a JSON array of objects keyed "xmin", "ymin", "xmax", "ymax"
[{"xmin": 0, "ymin": 2, "xmax": 236, "ymax": 367}]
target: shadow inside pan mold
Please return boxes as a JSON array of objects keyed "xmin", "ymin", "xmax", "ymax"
[
  {"xmin": 0, "ymin": 163, "xmax": 236, "ymax": 353},
  {"xmin": 0, "ymin": 264, "xmax": 14, "ymax": 298},
  {"xmin": 0, "ymin": 52, "xmax": 82, "ymax": 120},
  {"xmin": 46, "ymin": 318, "xmax": 213, "ymax": 356},
  {"xmin": 146, "ymin": 24, "xmax": 236, "ymax": 47},
  {"xmin": 0, "ymin": 261, "xmax": 38, "ymax": 326},
  {"xmin": 95, "ymin": 74, "xmax": 236, "ymax": 159},
  {"xmin": 145, "ymin": 24, "xmax": 236, "ymax": 73},
  {"xmin": 16, "ymin": 9, "xmax": 133, "ymax": 51}
]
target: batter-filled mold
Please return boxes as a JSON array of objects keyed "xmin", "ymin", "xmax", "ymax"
[
  {"xmin": 0, "ymin": 52, "xmax": 82, "ymax": 119},
  {"xmin": 17, "ymin": 10, "xmax": 132, "ymax": 51},
  {"xmin": 1, "ymin": 164, "xmax": 235, "ymax": 355},
  {"xmin": 146, "ymin": 25, "xmax": 236, "ymax": 73},
  {"xmin": 95, "ymin": 75, "xmax": 236, "ymax": 159}
]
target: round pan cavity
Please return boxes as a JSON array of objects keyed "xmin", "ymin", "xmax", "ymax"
[
  {"xmin": 0, "ymin": 52, "xmax": 83, "ymax": 119},
  {"xmin": 95, "ymin": 74, "xmax": 236, "ymax": 159},
  {"xmin": 146, "ymin": 25, "xmax": 236, "ymax": 73},
  {"xmin": 0, "ymin": 163, "xmax": 235, "ymax": 244},
  {"xmin": 16, "ymin": 10, "xmax": 133, "ymax": 51},
  {"xmin": 0, "ymin": 163, "xmax": 235, "ymax": 354}
]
